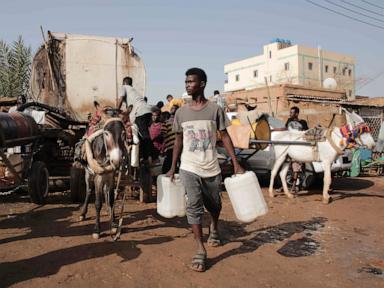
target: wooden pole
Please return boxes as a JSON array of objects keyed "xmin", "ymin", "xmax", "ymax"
[
  {"xmin": 264, "ymin": 76, "xmax": 274, "ymax": 117},
  {"xmin": 40, "ymin": 26, "xmax": 56, "ymax": 93}
]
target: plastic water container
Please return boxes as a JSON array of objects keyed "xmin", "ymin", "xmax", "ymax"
[
  {"xmin": 157, "ymin": 174, "xmax": 186, "ymax": 218},
  {"xmin": 224, "ymin": 171, "xmax": 268, "ymax": 223}
]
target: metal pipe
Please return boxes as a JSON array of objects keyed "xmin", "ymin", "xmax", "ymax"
[
  {"xmin": 249, "ymin": 140, "xmax": 314, "ymax": 146},
  {"xmin": 3, "ymin": 136, "xmax": 41, "ymax": 148}
]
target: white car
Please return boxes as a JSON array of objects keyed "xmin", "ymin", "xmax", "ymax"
[{"xmin": 220, "ymin": 114, "xmax": 352, "ymax": 188}]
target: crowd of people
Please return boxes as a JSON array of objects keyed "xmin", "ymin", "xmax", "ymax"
[{"xmin": 115, "ymin": 74, "xmax": 227, "ymax": 175}]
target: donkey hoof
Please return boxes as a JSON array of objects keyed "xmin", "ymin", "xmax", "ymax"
[
  {"xmin": 92, "ymin": 233, "xmax": 100, "ymax": 240},
  {"xmin": 111, "ymin": 227, "xmax": 118, "ymax": 235},
  {"xmin": 79, "ymin": 215, "xmax": 85, "ymax": 221},
  {"xmin": 322, "ymin": 197, "xmax": 332, "ymax": 204},
  {"xmin": 269, "ymin": 192, "xmax": 275, "ymax": 198},
  {"xmin": 287, "ymin": 193, "xmax": 296, "ymax": 199}
]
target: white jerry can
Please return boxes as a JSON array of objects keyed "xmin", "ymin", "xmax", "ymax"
[
  {"xmin": 157, "ymin": 174, "xmax": 186, "ymax": 218},
  {"xmin": 224, "ymin": 171, "xmax": 268, "ymax": 223}
]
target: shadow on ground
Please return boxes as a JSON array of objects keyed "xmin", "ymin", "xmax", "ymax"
[{"xmin": 0, "ymin": 236, "xmax": 172, "ymax": 288}]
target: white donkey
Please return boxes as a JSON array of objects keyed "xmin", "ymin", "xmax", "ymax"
[{"xmin": 269, "ymin": 112, "xmax": 375, "ymax": 204}]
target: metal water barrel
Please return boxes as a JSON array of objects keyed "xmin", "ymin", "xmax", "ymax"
[
  {"xmin": 30, "ymin": 32, "xmax": 146, "ymax": 122},
  {"xmin": 0, "ymin": 112, "xmax": 39, "ymax": 147}
]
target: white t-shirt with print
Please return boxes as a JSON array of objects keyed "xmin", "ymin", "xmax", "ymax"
[{"xmin": 173, "ymin": 101, "xmax": 230, "ymax": 177}]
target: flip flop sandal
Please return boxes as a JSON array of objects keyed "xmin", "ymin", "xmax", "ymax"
[
  {"xmin": 191, "ymin": 252, "xmax": 207, "ymax": 272},
  {"xmin": 207, "ymin": 231, "xmax": 222, "ymax": 247}
]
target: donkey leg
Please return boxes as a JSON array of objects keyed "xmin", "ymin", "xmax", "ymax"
[
  {"xmin": 322, "ymin": 162, "xmax": 332, "ymax": 204},
  {"xmin": 269, "ymin": 154, "xmax": 287, "ymax": 198},
  {"xmin": 279, "ymin": 162, "xmax": 295, "ymax": 199},
  {"xmin": 79, "ymin": 172, "xmax": 92, "ymax": 221},
  {"xmin": 109, "ymin": 184, "xmax": 118, "ymax": 235},
  {"xmin": 93, "ymin": 177, "xmax": 102, "ymax": 239},
  {"xmin": 103, "ymin": 177, "xmax": 118, "ymax": 235}
]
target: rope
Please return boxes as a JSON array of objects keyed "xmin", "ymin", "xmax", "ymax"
[
  {"xmin": 326, "ymin": 128, "xmax": 344, "ymax": 155},
  {"xmin": 111, "ymin": 169, "xmax": 124, "ymax": 241}
]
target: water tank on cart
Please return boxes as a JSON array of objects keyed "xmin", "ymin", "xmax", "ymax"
[{"xmin": 0, "ymin": 112, "xmax": 39, "ymax": 148}]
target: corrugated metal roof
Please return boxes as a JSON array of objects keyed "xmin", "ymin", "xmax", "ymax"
[{"xmin": 287, "ymin": 95, "xmax": 343, "ymax": 102}]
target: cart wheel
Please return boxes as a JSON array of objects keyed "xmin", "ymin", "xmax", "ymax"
[
  {"xmin": 70, "ymin": 166, "xmax": 86, "ymax": 203},
  {"xmin": 28, "ymin": 161, "xmax": 49, "ymax": 204}
]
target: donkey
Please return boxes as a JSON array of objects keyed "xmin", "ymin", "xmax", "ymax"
[
  {"xmin": 79, "ymin": 108, "xmax": 126, "ymax": 239},
  {"xmin": 269, "ymin": 119, "xmax": 375, "ymax": 204}
]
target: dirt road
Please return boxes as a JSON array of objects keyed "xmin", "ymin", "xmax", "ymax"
[{"xmin": 1, "ymin": 177, "xmax": 383, "ymax": 288}]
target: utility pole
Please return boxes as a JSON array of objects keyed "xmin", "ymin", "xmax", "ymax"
[{"xmin": 318, "ymin": 46, "xmax": 323, "ymax": 88}]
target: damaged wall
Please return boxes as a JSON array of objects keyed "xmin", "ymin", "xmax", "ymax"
[{"xmin": 224, "ymin": 84, "xmax": 346, "ymax": 128}]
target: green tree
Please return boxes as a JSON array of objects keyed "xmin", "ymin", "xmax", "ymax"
[{"xmin": 0, "ymin": 36, "xmax": 32, "ymax": 98}]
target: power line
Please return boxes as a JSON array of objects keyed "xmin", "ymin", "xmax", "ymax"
[
  {"xmin": 357, "ymin": 70, "xmax": 384, "ymax": 91},
  {"xmin": 362, "ymin": 0, "xmax": 384, "ymax": 10},
  {"xmin": 324, "ymin": 0, "xmax": 384, "ymax": 23},
  {"xmin": 341, "ymin": 0, "xmax": 384, "ymax": 18},
  {"xmin": 305, "ymin": 0, "xmax": 384, "ymax": 30}
]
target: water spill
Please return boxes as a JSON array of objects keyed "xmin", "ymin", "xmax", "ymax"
[
  {"xmin": 237, "ymin": 217, "xmax": 326, "ymax": 256},
  {"xmin": 277, "ymin": 237, "xmax": 320, "ymax": 257},
  {"xmin": 358, "ymin": 266, "xmax": 383, "ymax": 276}
]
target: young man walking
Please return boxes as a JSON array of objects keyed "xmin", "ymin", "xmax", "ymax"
[{"xmin": 167, "ymin": 68, "xmax": 244, "ymax": 272}]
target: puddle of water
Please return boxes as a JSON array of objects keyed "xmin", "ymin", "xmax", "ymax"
[
  {"xmin": 238, "ymin": 217, "xmax": 326, "ymax": 255},
  {"xmin": 358, "ymin": 267, "xmax": 383, "ymax": 276},
  {"xmin": 277, "ymin": 237, "xmax": 320, "ymax": 257}
]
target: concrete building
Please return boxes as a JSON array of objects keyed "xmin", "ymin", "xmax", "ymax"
[{"xmin": 224, "ymin": 39, "xmax": 356, "ymax": 100}]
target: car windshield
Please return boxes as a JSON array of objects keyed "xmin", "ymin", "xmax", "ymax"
[{"xmin": 266, "ymin": 115, "xmax": 285, "ymax": 129}]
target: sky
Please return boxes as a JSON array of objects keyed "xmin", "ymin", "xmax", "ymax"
[{"xmin": 1, "ymin": 0, "xmax": 383, "ymax": 104}]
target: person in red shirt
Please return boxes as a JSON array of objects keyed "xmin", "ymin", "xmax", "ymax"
[{"xmin": 149, "ymin": 107, "xmax": 164, "ymax": 158}]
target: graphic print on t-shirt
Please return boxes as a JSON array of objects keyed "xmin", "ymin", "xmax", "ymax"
[{"xmin": 185, "ymin": 125, "xmax": 213, "ymax": 152}]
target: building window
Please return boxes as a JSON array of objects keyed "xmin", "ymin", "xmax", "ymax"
[
  {"xmin": 349, "ymin": 90, "xmax": 352, "ymax": 97},
  {"xmin": 325, "ymin": 65, "xmax": 329, "ymax": 73},
  {"xmin": 342, "ymin": 68, "xmax": 346, "ymax": 76},
  {"xmin": 253, "ymin": 70, "xmax": 258, "ymax": 78},
  {"xmin": 269, "ymin": 51, "xmax": 272, "ymax": 58},
  {"xmin": 348, "ymin": 69, "xmax": 352, "ymax": 76},
  {"xmin": 333, "ymin": 66, "xmax": 337, "ymax": 73},
  {"xmin": 308, "ymin": 62, "xmax": 313, "ymax": 70},
  {"xmin": 284, "ymin": 62, "xmax": 290, "ymax": 71},
  {"xmin": 270, "ymin": 75, "xmax": 272, "ymax": 82},
  {"xmin": 235, "ymin": 74, "xmax": 240, "ymax": 82}
]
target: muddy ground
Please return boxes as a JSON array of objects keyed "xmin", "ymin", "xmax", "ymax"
[{"xmin": 0, "ymin": 176, "xmax": 383, "ymax": 288}]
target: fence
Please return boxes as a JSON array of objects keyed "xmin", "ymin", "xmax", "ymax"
[{"xmin": 359, "ymin": 107, "xmax": 383, "ymax": 141}]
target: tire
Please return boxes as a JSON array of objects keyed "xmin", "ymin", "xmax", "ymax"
[
  {"xmin": 286, "ymin": 167, "xmax": 315, "ymax": 190},
  {"xmin": 28, "ymin": 161, "xmax": 49, "ymax": 204},
  {"xmin": 70, "ymin": 166, "xmax": 86, "ymax": 203}
]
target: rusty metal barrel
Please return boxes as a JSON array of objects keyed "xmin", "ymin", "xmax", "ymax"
[{"xmin": 0, "ymin": 112, "xmax": 39, "ymax": 148}]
